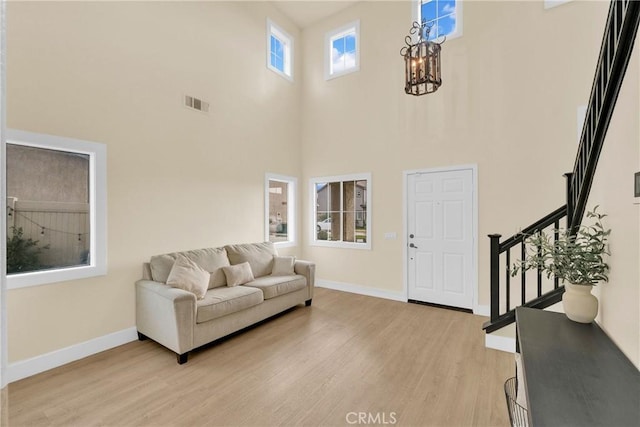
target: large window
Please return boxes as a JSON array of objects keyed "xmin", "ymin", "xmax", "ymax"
[
  {"xmin": 311, "ymin": 173, "xmax": 371, "ymax": 249},
  {"xmin": 325, "ymin": 21, "xmax": 360, "ymax": 80},
  {"xmin": 416, "ymin": 0, "xmax": 462, "ymax": 41},
  {"xmin": 267, "ymin": 19, "xmax": 293, "ymax": 81},
  {"xmin": 6, "ymin": 130, "xmax": 107, "ymax": 289},
  {"xmin": 265, "ymin": 173, "xmax": 296, "ymax": 247}
]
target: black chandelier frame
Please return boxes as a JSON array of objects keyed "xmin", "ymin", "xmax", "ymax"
[{"xmin": 400, "ymin": 20, "xmax": 445, "ymax": 96}]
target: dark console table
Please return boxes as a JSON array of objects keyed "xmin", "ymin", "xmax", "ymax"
[{"xmin": 515, "ymin": 307, "xmax": 640, "ymax": 427}]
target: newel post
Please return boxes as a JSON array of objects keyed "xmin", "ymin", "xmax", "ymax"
[{"xmin": 488, "ymin": 234, "xmax": 502, "ymax": 322}]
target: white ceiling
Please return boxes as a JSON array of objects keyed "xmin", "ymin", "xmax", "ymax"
[{"xmin": 272, "ymin": 1, "xmax": 359, "ymax": 29}]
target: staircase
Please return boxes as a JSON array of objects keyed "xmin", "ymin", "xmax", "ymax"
[{"xmin": 483, "ymin": 0, "xmax": 640, "ymax": 334}]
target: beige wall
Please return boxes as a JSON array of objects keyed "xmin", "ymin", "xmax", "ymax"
[
  {"xmin": 6, "ymin": 1, "xmax": 302, "ymax": 362},
  {"xmin": 300, "ymin": 1, "xmax": 607, "ymax": 305},
  {"xmin": 6, "ymin": 0, "xmax": 638, "ymax": 370},
  {"xmin": 588, "ymin": 41, "xmax": 639, "ymax": 366}
]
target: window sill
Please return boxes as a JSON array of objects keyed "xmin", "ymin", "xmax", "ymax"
[
  {"xmin": 7, "ymin": 264, "xmax": 107, "ymax": 290},
  {"xmin": 310, "ymin": 240, "xmax": 371, "ymax": 250},
  {"xmin": 267, "ymin": 64, "xmax": 293, "ymax": 82},
  {"xmin": 273, "ymin": 241, "xmax": 297, "ymax": 249},
  {"xmin": 325, "ymin": 66, "xmax": 360, "ymax": 81}
]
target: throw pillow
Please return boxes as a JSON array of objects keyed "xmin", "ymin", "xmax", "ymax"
[
  {"xmin": 179, "ymin": 247, "xmax": 230, "ymax": 289},
  {"xmin": 271, "ymin": 255, "xmax": 296, "ymax": 276},
  {"xmin": 223, "ymin": 262, "xmax": 255, "ymax": 287},
  {"xmin": 166, "ymin": 255, "xmax": 210, "ymax": 300},
  {"xmin": 149, "ymin": 253, "xmax": 177, "ymax": 283}
]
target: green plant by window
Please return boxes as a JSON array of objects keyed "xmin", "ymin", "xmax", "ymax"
[
  {"xmin": 6, "ymin": 226, "xmax": 50, "ymax": 274},
  {"xmin": 511, "ymin": 207, "xmax": 611, "ymax": 286}
]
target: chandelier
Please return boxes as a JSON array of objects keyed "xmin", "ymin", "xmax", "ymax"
[{"xmin": 400, "ymin": 20, "xmax": 444, "ymax": 96}]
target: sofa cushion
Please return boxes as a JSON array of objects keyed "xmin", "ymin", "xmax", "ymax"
[
  {"xmin": 196, "ymin": 286, "xmax": 264, "ymax": 324},
  {"xmin": 225, "ymin": 242, "xmax": 277, "ymax": 278},
  {"xmin": 244, "ymin": 275, "xmax": 306, "ymax": 300},
  {"xmin": 222, "ymin": 262, "xmax": 255, "ymax": 287},
  {"xmin": 272, "ymin": 256, "xmax": 296, "ymax": 276},
  {"xmin": 149, "ymin": 247, "xmax": 230, "ymax": 289},
  {"xmin": 166, "ymin": 255, "xmax": 210, "ymax": 300}
]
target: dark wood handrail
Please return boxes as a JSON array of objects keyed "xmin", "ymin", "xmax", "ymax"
[
  {"xmin": 498, "ymin": 206, "xmax": 566, "ymax": 252},
  {"xmin": 569, "ymin": 0, "xmax": 640, "ymax": 231}
]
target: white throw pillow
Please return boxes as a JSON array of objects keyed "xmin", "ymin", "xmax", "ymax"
[
  {"xmin": 166, "ymin": 255, "xmax": 210, "ymax": 300},
  {"xmin": 223, "ymin": 262, "xmax": 255, "ymax": 287},
  {"xmin": 272, "ymin": 256, "xmax": 296, "ymax": 276}
]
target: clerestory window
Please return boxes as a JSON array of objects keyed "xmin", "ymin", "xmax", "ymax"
[
  {"xmin": 416, "ymin": 0, "xmax": 462, "ymax": 41},
  {"xmin": 325, "ymin": 21, "xmax": 360, "ymax": 80},
  {"xmin": 267, "ymin": 19, "xmax": 293, "ymax": 80}
]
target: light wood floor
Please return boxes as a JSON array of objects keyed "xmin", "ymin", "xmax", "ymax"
[{"xmin": 7, "ymin": 288, "xmax": 514, "ymax": 427}]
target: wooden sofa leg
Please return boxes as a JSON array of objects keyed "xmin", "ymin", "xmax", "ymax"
[
  {"xmin": 305, "ymin": 299, "xmax": 312, "ymax": 307},
  {"xmin": 137, "ymin": 332, "xmax": 148, "ymax": 341},
  {"xmin": 177, "ymin": 352, "xmax": 189, "ymax": 364}
]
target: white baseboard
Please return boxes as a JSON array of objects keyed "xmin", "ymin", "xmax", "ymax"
[
  {"xmin": 474, "ymin": 304, "xmax": 490, "ymax": 316},
  {"xmin": 316, "ymin": 279, "xmax": 406, "ymax": 302},
  {"xmin": 317, "ymin": 280, "xmax": 493, "ymax": 319},
  {"xmin": 485, "ymin": 333, "xmax": 516, "ymax": 353},
  {"xmin": 8, "ymin": 327, "xmax": 138, "ymax": 383}
]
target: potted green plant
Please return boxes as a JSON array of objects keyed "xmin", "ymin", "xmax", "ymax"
[{"xmin": 512, "ymin": 206, "xmax": 611, "ymax": 323}]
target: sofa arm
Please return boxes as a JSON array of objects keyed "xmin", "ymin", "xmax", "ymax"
[
  {"xmin": 135, "ymin": 280, "xmax": 196, "ymax": 355},
  {"xmin": 294, "ymin": 260, "xmax": 315, "ymax": 300}
]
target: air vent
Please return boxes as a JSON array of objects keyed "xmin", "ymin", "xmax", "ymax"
[{"xmin": 184, "ymin": 95, "xmax": 209, "ymax": 113}]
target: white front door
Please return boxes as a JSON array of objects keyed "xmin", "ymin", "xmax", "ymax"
[{"xmin": 407, "ymin": 168, "xmax": 474, "ymax": 309}]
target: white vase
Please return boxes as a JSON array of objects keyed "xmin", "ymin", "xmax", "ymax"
[{"xmin": 562, "ymin": 283, "xmax": 599, "ymax": 323}]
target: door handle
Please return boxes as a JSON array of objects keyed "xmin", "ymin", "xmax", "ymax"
[{"xmin": 409, "ymin": 243, "xmax": 418, "ymax": 248}]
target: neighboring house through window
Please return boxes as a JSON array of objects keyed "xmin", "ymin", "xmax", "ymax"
[
  {"xmin": 5, "ymin": 129, "xmax": 107, "ymax": 289},
  {"xmin": 267, "ymin": 19, "xmax": 293, "ymax": 80},
  {"xmin": 416, "ymin": 0, "xmax": 462, "ymax": 41},
  {"xmin": 311, "ymin": 173, "xmax": 371, "ymax": 249},
  {"xmin": 325, "ymin": 20, "xmax": 360, "ymax": 80},
  {"xmin": 265, "ymin": 173, "xmax": 297, "ymax": 247}
]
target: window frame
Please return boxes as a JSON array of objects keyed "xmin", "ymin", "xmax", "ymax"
[
  {"xmin": 544, "ymin": 0, "xmax": 573, "ymax": 10},
  {"xmin": 265, "ymin": 173, "xmax": 297, "ymax": 248},
  {"xmin": 6, "ymin": 129, "xmax": 107, "ymax": 289},
  {"xmin": 325, "ymin": 20, "xmax": 360, "ymax": 80},
  {"xmin": 413, "ymin": 0, "xmax": 463, "ymax": 41},
  {"xmin": 267, "ymin": 19, "xmax": 294, "ymax": 81},
  {"xmin": 310, "ymin": 172, "xmax": 371, "ymax": 250}
]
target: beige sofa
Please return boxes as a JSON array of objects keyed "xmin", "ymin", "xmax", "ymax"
[{"xmin": 135, "ymin": 242, "xmax": 315, "ymax": 363}]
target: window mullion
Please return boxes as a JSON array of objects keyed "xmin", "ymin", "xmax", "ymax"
[{"xmin": 339, "ymin": 181, "xmax": 344, "ymax": 242}]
